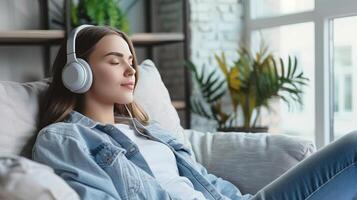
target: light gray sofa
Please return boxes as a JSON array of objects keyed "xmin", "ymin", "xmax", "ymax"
[{"xmin": 0, "ymin": 60, "xmax": 316, "ymax": 199}]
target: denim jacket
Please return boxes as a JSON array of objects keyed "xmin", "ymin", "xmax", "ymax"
[{"xmin": 32, "ymin": 111, "xmax": 253, "ymax": 200}]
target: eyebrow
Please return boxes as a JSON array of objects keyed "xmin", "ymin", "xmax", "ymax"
[{"xmin": 104, "ymin": 52, "xmax": 133, "ymax": 59}]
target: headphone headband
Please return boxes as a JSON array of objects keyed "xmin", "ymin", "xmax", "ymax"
[{"xmin": 66, "ymin": 24, "xmax": 94, "ymax": 64}]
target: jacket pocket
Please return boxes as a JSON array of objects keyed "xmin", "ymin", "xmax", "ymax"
[
  {"xmin": 91, "ymin": 142, "xmax": 142, "ymax": 200},
  {"xmin": 91, "ymin": 142, "xmax": 126, "ymax": 167}
]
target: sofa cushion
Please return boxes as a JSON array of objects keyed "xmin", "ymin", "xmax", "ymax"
[
  {"xmin": 0, "ymin": 80, "xmax": 48, "ymax": 158},
  {"xmin": 185, "ymin": 129, "xmax": 316, "ymax": 194},
  {"xmin": 0, "ymin": 156, "xmax": 79, "ymax": 200},
  {"xmin": 0, "ymin": 59, "xmax": 190, "ymax": 157}
]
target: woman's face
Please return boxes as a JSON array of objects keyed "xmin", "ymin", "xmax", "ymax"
[{"xmin": 86, "ymin": 34, "xmax": 136, "ymax": 105}]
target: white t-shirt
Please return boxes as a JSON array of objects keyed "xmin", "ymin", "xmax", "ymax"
[{"xmin": 114, "ymin": 123, "xmax": 206, "ymax": 200}]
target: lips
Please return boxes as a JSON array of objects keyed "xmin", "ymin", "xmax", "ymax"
[{"xmin": 121, "ymin": 82, "xmax": 135, "ymax": 90}]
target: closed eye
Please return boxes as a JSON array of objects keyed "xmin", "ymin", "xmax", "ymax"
[{"xmin": 110, "ymin": 61, "xmax": 134, "ymax": 67}]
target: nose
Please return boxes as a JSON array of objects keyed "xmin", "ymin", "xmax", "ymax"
[{"xmin": 125, "ymin": 63, "xmax": 136, "ymax": 77}]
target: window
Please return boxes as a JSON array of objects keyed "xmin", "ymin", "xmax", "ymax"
[
  {"xmin": 332, "ymin": 16, "xmax": 357, "ymax": 140},
  {"xmin": 251, "ymin": 0, "xmax": 314, "ymax": 19},
  {"xmin": 335, "ymin": 46, "xmax": 352, "ymax": 67},
  {"xmin": 245, "ymin": 0, "xmax": 357, "ymax": 148}
]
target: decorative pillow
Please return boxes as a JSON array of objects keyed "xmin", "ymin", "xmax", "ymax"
[
  {"xmin": 0, "ymin": 80, "xmax": 48, "ymax": 158},
  {"xmin": 0, "ymin": 156, "xmax": 79, "ymax": 200},
  {"xmin": 134, "ymin": 59, "xmax": 191, "ymax": 149},
  {"xmin": 0, "ymin": 59, "xmax": 192, "ymax": 157}
]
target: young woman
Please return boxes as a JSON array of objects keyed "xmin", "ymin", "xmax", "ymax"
[{"xmin": 32, "ymin": 25, "xmax": 357, "ymax": 200}]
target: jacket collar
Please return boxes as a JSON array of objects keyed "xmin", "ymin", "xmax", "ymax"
[
  {"xmin": 64, "ymin": 110, "xmax": 148, "ymax": 130},
  {"xmin": 64, "ymin": 110, "xmax": 191, "ymax": 155}
]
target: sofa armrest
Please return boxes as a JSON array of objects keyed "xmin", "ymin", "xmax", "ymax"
[{"xmin": 184, "ymin": 129, "xmax": 316, "ymax": 195}]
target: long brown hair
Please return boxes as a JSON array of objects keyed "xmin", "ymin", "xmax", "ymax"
[{"xmin": 39, "ymin": 25, "xmax": 149, "ymax": 130}]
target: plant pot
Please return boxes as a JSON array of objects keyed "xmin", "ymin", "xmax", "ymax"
[{"xmin": 217, "ymin": 126, "xmax": 268, "ymax": 133}]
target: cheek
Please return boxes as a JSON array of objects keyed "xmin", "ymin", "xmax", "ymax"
[
  {"xmin": 90, "ymin": 65, "xmax": 133, "ymax": 103},
  {"xmin": 102, "ymin": 67, "xmax": 116, "ymax": 79},
  {"xmin": 93, "ymin": 65, "xmax": 122, "ymax": 86}
]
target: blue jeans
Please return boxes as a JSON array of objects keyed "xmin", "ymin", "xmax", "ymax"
[{"xmin": 251, "ymin": 131, "xmax": 357, "ymax": 200}]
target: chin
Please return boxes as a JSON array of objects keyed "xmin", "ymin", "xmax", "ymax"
[{"xmin": 117, "ymin": 98, "xmax": 134, "ymax": 104}]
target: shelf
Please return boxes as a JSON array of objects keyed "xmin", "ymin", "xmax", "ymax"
[
  {"xmin": 131, "ymin": 33, "xmax": 184, "ymax": 46},
  {"xmin": 0, "ymin": 30, "xmax": 184, "ymax": 46},
  {"xmin": 172, "ymin": 100, "xmax": 186, "ymax": 110},
  {"xmin": 0, "ymin": 30, "xmax": 65, "ymax": 44}
]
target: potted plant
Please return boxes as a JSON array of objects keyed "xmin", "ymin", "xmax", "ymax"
[
  {"xmin": 185, "ymin": 44, "xmax": 309, "ymax": 132},
  {"xmin": 70, "ymin": 0, "xmax": 140, "ymax": 34}
]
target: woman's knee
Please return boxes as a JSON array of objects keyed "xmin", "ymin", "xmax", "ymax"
[
  {"xmin": 335, "ymin": 131, "xmax": 357, "ymax": 155},
  {"xmin": 339, "ymin": 131, "xmax": 357, "ymax": 144}
]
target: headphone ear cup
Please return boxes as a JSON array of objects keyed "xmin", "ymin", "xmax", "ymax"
[
  {"xmin": 76, "ymin": 58, "xmax": 93, "ymax": 93},
  {"xmin": 62, "ymin": 59, "xmax": 93, "ymax": 93}
]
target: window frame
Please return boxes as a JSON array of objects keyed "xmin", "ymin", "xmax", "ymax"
[{"xmin": 243, "ymin": 0, "xmax": 357, "ymax": 149}]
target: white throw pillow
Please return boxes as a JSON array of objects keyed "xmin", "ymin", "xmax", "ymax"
[
  {"xmin": 134, "ymin": 59, "xmax": 191, "ymax": 149},
  {"xmin": 0, "ymin": 80, "xmax": 48, "ymax": 157},
  {"xmin": 0, "ymin": 156, "xmax": 79, "ymax": 200}
]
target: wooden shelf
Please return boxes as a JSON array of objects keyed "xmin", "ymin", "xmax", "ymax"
[
  {"xmin": 172, "ymin": 100, "xmax": 186, "ymax": 110},
  {"xmin": 0, "ymin": 30, "xmax": 184, "ymax": 46},
  {"xmin": 0, "ymin": 30, "xmax": 65, "ymax": 44},
  {"xmin": 131, "ymin": 33, "xmax": 184, "ymax": 46}
]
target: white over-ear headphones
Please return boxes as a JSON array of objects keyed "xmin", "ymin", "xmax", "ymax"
[{"xmin": 62, "ymin": 24, "xmax": 94, "ymax": 93}]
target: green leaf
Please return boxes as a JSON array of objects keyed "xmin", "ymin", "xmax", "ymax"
[
  {"xmin": 280, "ymin": 58, "xmax": 285, "ymax": 78},
  {"xmin": 287, "ymin": 56, "xmax": 292, "ymax": 78},
  {"xmin": 191, "ymin": 98, "xmax": 212, "ymax": 119},
  {"xmin": 215, "ymin": 53, "xmax": 229, "ymax": 77},
  {"xmin": 292, "ymin": 56, "xmax": 298, "ymax": 77},
  {"xmin": 70, "ymin": 0, "xmax": 132, "ymax": 33},
  {"xmin": 210, "ymin": 90, "xmax": 226, "ymax": 102}
]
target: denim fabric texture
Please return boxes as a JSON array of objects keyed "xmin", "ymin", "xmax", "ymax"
[{"xmin": 32, "ymin": 111, "xmax": 252, "ymax": 200}]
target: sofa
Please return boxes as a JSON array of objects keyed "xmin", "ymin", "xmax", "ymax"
[{"xmin": 0, "ymin": 59, "xmax": 316, "ymax": 199}]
